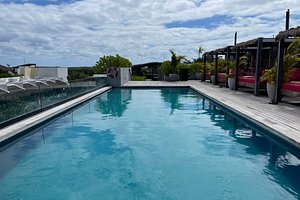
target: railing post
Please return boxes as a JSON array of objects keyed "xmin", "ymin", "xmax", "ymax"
[{"xmin": 38, "ymin": 84, "xmax": 42, "ymax": 109}]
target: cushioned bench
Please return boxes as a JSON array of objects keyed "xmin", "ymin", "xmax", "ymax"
[
  {"xmin": 282, "ymin": 81, "xmax": 300, "ymax": 97},
  {"xmin": 238, "ymin": 76, "xmax": 266, "ymax": 89}
]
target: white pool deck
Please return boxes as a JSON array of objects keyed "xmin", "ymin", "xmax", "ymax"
[
  {"xmin": 123, "ymin": 80, "xmax": 300, "ymax": 149},
  {"xmin": 1, "ymin": 81, "xmax": 300, "ymax": 149}
]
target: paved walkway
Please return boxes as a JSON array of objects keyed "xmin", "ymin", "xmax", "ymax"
[{"xmin": 123, "ymin": 81, "xmax": 300, "ymax": 149}]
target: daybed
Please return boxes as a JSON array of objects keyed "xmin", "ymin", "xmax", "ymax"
[{"xmin": 238, "ymin": 76, "xmax": 267, "ymax": 89}]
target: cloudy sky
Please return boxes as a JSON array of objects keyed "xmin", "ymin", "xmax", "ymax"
[{"xmin": 1, "ymin": 0, "xmax": 300, "ymax": 67}]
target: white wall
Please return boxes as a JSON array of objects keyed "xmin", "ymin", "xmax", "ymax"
[{"xmin": 37, "ymin": 67, "xmax": 68, "ymax": 82}]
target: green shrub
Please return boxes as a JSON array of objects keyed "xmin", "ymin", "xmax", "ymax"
[
  {"xmin": 0, "ymin": 73, "xmax": 12, "ymax": 78},
  {"xmin": 131, "ymin": 75, "xmax": 146, "ymax": 81},
  {"xmin": 93, "ymin": 54, "xmax": 132, "ymax": 74},
  {"xmin": 68, "ymin": 67, "xmax": 94, "ymax": 81},
  {"xmin": 160, "ymin": 61, "xmax": 171, "ymax": 76}
]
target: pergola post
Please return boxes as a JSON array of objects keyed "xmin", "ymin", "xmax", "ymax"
[
  {"xmin": 225, "ymin": 46, "xmax": 230, "ymax": 88},
  {"xmin": 268, "ymin": 47, "xmax": 274, "ymax": 68},
  {"xmin": 254, "ymin": 37, "xmax": 263, "ymax": 96},
  {"xmin": 202, "ymin": 54, "xmax": 207, "ymax": 82},
  {"xmin": 214, "ymin": 52, "xmax": 218, "ymax": 85},
  {"xmin": 274, "ymin": 38, "xmax": 285, "ymax": 104},
  {"xmin": 234, "ymin": 48, "xmax": 239, "ymax": 90}
]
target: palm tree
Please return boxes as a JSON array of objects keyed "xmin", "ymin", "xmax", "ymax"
[
  {"xmin": 170, "ymin": 50, "xmax": 186, "ymax": 74},
  {"xmin": 198, "ymin": 46, "xmax": 204, "ymax": 61}
]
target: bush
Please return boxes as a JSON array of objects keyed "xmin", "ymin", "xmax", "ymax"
[
  {"xmin": 0, "ymin": 73, "xmax": 12, "ymax": 78},
  {"xmin": 68, "ymin": 67, "xmax": 94, "ymax": 81},
  {"xmin": 160, "ymin": 61, "xmax": 171, "ymax": 76},
  {"xmin": 131, "ymin": 75, "xmax": 146, "ymax": 81},
  {"xmin": 93, "ymin": 54, "xmax": 132, "ymax": 74}
]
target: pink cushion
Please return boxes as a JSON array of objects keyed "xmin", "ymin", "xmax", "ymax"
[
  {"xmin": 288, "ymin": 68, "xmax": 300, "ymax": 81},
  {"xmin": 282, "ymin": 82, "xmax": 300, "ymax": 92},
  {"xmin": 218, "ymin": 73, "xmax": 226, "ymax": 82},
  {"xmin": 239, "ymin": 76, "xmax": 255, "ymax": 83}
]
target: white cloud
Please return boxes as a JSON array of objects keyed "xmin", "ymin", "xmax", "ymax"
[{"xmin": 0, "ymin": 0, "xmax": 299, "ymax": 66}]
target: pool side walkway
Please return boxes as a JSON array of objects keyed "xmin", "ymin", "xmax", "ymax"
[
  {"xmin": 123, "ymin": 81, "xmax": 300, "ymax": 149},
  {"xmin": 0, "ymin": 86, "xmax": 112, "ymax": 145}
]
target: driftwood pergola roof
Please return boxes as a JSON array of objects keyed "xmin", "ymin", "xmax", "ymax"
[
  {"xmin": 276, "ymin": 26, "xmax": 300, "ymax": 39},
  {"xmin": 233, "ymin": 38, "xmax": 278, "ymax": 50}
]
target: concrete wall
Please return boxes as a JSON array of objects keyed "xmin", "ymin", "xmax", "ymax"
[
  {"xmin": 107, "ymin": 67, "xmax": 131, "ymax": 87},
  {"xmin": 57, "ymin": 68, "xmax": 68, "ymax": 82},
  {"xmin": 37, "ymin": 68, "xmax": 58, "ymax": 79},
  {"xmin": 24, "ymin": 67, "xmax": 38, "ymax": 79},
  {"xmin": 23, "ymin": 67, "xmax": 68, "ymax": 82}
]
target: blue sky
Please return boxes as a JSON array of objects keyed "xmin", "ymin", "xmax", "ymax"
[
  {"xmin": 165, "ymin": 15, "xmax": 236, "ymax": 29},
  {"xmin": 0, "ymin": 0, "xmax": 300, "ymax": 67}
]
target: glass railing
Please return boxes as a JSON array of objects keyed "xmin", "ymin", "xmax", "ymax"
[{"xmin": 0, "ymin": 77, "xmax": 107, "ymax": 126}]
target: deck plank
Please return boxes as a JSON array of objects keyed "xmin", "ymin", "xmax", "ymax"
[{"xmin": 123, "ymin": 81, "xmax": 300, "ymax": 148}]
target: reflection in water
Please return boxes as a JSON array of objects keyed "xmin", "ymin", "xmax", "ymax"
[
  {"xmin": 160, "ymin": 88, "xmax": 199, "ymax": 114},
  {"xmin": 202, "ymin": 99, "xmax": 300, "ymax": 197},
  {"xmin": 96, "ymin": 88, "xmax": 131, "ymax": 117}
]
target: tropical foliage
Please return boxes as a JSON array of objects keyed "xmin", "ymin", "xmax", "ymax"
[
  {"xmin": 160, "ymin": 60, "xmax": 171, "ymax": 75},
  {"xmin": 261, "ymin": 38, "xmax": 300, "ymax": 83},
  {"xmin": 93, "ymin": 54, "xmax": 132, "ymax": 74},
  {"xmin": 67, "ymin": 67, "xmax": 94, "ymax": 81},
  {"xmin": 170, "ymin": 50, "xmax": 186, "ymax": 74},
  {"xmin": 131, "ymin": 75, "xmax": 146, "ymax": 81}
]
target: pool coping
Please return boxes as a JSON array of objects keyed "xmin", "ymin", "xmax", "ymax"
[{"xmin": 0, "ymin": 86, "xmax": 112, "ymax": 147}]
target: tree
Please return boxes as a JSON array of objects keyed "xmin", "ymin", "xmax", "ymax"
[
  {"xmin": 170, "ymin": 50, "xmax": 186, "ymax": 74},
  {"xmin": 160, "ymin": 60, "xmax": 171, "ymax": 75},
  {"xmin": 198, "ymin": 46, "xmax": 204, "ymax": 60},
  {"xmin": 93, "ymin": 54, "xmax": 132, "ymax": 73}
]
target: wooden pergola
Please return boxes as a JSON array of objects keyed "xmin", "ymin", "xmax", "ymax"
[
  {"xmin": 233, "ymin": 38, "xmax": 279, "ymax": 95},
  {"xmin": 274, "ymin": 26, "xmax": 300, "ymax": 104},
  {"xmin": 203, "ymin": 46, "xmax": 234, "ymax": 86}
]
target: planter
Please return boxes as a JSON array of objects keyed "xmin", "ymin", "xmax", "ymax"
[
  {"xmin": 228, "ymin": 77, "xmax": 235, "ymax": 90},
  {"xmin": 195, "ymin": 73, "xmax": 203, "ymax": 80},
  {"xmin": 169, "ymin": 74, "xmax": 179, "ymax": 81},
  {"xmin": 189, "ymin": 74, "xmax": 196, "ymax": 80},
  {"xmin": 210, "ymin": 75, "xmax": 215, "ymax": 84},
  {"xmin": 267, "ymin": 82, "xmax": 275, "ymax": 102},
  {"xmin": 164, "ymin": 75, "xmax": 170, "ymax": 81}
]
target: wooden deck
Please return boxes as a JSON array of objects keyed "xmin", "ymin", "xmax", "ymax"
[{"xmin": 123, "ymin": 81, "xmax": 300, "ymax": 149}]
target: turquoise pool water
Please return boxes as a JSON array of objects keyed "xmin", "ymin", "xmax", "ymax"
[{"xmin": 0, "ymin": 88, "xmax": 299, "ymax": 199}]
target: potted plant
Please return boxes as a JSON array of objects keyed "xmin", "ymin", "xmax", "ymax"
[
  {"xmin": 160, "ymin": 60, "xmax": 171, "ymax": 81},
  {"xmin": 189, "ymin": 62, "xmax": 203, "ymax": 80},
  {"xmin": 210, "ymin": 65, "xmax": 215, "ymax": 83},
  {"xmin": 169, "ymin": 50, "xmax": 185, "ymax": 81},
  {"xmin": 227, "ymin": 61, "xmax": 236, "ymax": 90},
  {"xmin": 260, "ymin": 67, "xmax": 276, "ymax": 102},
  {"xmin": 260, "ymin": 38, "xmax": 300, "ymax": 102}
]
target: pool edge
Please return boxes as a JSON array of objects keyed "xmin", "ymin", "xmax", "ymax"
[
  {"xmin": 0, "ymin": 86, "xmax": 112, "ymax": 147},
  {"xmin": 190, "ymin": 85, "xmax": 300, "ymax": 151}
]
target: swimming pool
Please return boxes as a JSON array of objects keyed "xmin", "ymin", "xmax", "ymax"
[{"xmin": 0, "ymin": 88, "xmax": 299, "ymax": 199}]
